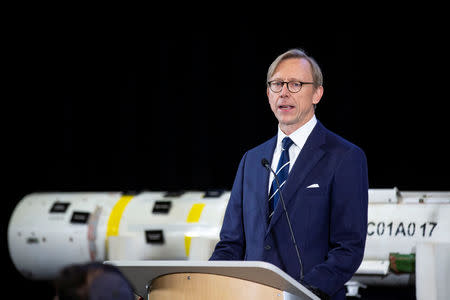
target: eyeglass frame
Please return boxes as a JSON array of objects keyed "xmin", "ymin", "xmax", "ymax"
[{"xmin": 267, "ymin": 80, "xmax": 315, "ymax": 93}]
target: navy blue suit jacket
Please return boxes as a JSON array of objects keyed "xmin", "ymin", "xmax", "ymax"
[{"xmin": 210, "ymin": 120, "xmax": 369, "ymax": 299}]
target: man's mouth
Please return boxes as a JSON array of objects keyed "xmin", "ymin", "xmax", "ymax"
[{"xmin": 278, "ymin": 105, "xmax": 295, "ymax": 111}]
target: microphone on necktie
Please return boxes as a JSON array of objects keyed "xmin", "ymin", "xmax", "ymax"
[{"xmin": 261, "ymin": 158, "xmax": 304, "ymax": 281}]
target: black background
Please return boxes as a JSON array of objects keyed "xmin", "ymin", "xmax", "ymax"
[{"xmin": 3, "ymin": 12, "xmax": 448, "ymax": 299}]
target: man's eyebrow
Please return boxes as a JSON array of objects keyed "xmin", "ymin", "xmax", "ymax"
[{"xmin": 269, "ymin": 77, "xmax": 302, "ymax": 82}]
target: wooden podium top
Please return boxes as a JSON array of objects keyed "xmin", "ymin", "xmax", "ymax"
[{"xmin": 105, "ymin": 260, "xmax": 318, "ymax": 299}]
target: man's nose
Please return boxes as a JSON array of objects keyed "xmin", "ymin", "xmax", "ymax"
[{"xmin": 280, "ymin": 82, "xmax": 290, "ymax": 96}]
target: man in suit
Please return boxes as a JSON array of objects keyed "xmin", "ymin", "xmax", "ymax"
[{"xmin": 210, "ymin": 48, "xmax": 369, "ymax": 300}]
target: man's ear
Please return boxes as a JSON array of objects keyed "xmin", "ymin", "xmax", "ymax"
[{"xmin": 313, "ymin": 85, "xmax": 324, "ymax": 105}]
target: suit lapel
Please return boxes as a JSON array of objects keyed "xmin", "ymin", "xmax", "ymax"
[
  {"xmin": 255, "ymin": 136, "xmax": 277, "ymax": 233},
  {"xmin": 267, "ymin": 121, "xmax": 327, "ymax": 231}
]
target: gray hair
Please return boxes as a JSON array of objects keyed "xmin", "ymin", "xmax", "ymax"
[{"xmin": 266, "ymin": 48, "xmax": 323, "ymax": 88}]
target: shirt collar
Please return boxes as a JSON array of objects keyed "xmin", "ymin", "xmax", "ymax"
[{"xmin": 276, "ymin": 115, "xmax": 317, "ymax": 150}]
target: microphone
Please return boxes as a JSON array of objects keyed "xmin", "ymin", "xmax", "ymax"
[{"xmin": 261, "ymin": 158, "xmax": 304, "ymax": 281}]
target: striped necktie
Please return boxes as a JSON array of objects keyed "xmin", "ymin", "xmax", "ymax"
[{"xmin": 268, "ymin": 137, "xmax": 294, "ymax": 221}]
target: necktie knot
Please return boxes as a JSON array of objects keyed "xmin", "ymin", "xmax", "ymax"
[{"xmin": 282, "ymin": 137, "xmax": 294, "ymax": 151}]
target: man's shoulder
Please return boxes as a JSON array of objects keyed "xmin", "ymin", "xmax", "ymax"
[
  {"xmin": 318, "ymin": 121, "xmax": 366, "ymax": 157},
  {"xmin": 236, "ymin": 135, "xmax": 277, "ymax": 167},
  {"xmin": 246, "ymin": 135, "xmax": 277, "ymax": 154}
]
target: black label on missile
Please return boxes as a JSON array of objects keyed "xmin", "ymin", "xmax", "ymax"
[
  {"xmin": 50, "ymin": 202, "xmax": 70, "ymax": 213},
  {"xmin": 145, "ymin": 230, "xmax": 164, "ymax": 244},
  {"xmin": 203, "ymin": 190, "xmax": 224, "ymax": 198},
  {"xmin": 70, "ymin": 212, "xmax": 90, "ymax": 224},
  {"xmin": 152, "ymin": 201, "xmax": 172, "ymax": 214},
  {"xmin": 164, "ymin": 191, "xmax": 185, "ymax": 197}
]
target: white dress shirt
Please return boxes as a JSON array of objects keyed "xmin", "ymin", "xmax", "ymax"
[{"xmin": 268, "ymin": 115, "xmax": 317, "ymax": 194}]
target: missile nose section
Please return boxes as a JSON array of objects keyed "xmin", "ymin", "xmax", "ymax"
[{"xmin": 7, "ymin": 191, "xmax": 228, "ymax": 280}]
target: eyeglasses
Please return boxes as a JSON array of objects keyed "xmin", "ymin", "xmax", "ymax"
[{"xmin": 267, "ymin": 80, "xmax": 314, "ymax": 93}]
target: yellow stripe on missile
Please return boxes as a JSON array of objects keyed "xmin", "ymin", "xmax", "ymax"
[
  {"xmin": 184, "ymin": 203, "xmax": 206, "ymax": 257},
  {"xmin": 186, "ymin": 203, "xmax": 206, "ymax": 223},
  {"xmin": 184, "ymin": 235, "xmax": 192, "ymax": 257},
  {"xmin": 106, "ymin": 195, "xmax": 134, "ymax": 239}
]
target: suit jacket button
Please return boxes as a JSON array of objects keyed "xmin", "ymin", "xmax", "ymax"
[{"xmin": 264, "ymin": 245, "xmax": 271, "ymax": 250}]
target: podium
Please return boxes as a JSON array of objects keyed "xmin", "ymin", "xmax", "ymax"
[{"xmin": 105, "ymin": 260, "xmax": 319, "ymax": 300}]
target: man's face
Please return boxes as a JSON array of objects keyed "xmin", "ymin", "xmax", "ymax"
[{"xmin": 267, "ymin": 58, "xmax": 323, "ymax": 135}]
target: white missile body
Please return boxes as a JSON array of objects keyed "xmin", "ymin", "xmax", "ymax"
[
  {"xmin": 7, "ymin": 190, "xmax": 228, "ymax": 279},
  {"xmin": 350, "ymin": 188, "xmax": 450, "ymax": 299}
]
